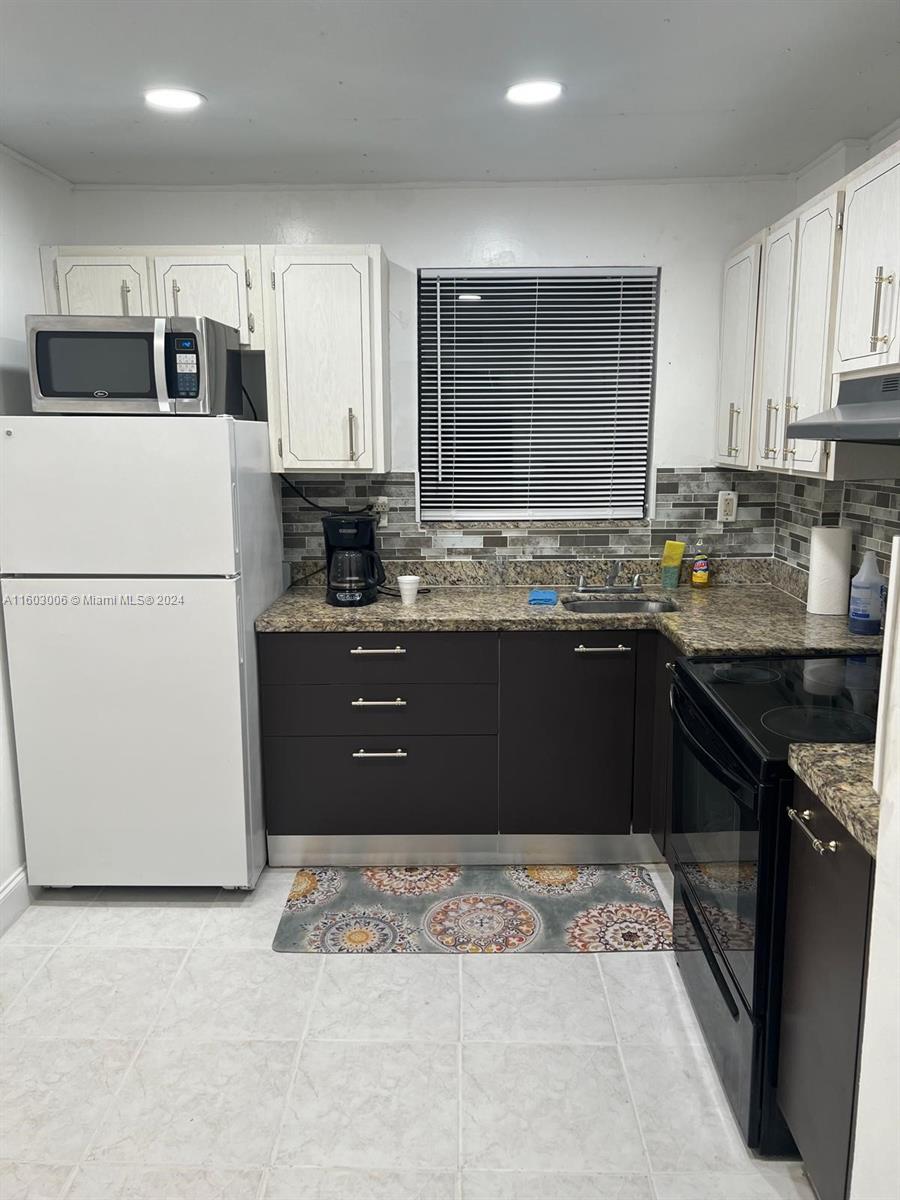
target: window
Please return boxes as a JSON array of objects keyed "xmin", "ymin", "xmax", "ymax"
[{"xmin": 418, "ymin": 267, "xmax": 659, "ymax": 520}]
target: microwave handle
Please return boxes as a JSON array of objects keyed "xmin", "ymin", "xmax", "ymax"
[
  {"xmin": 153, "ymin": 318, "xmax": 174, "ymax": 414},
  {"xmin": 670, "ymin": 685, "xmax": 757, "ymax": 807}
]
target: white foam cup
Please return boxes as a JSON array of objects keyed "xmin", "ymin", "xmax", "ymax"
[{"xmin": 397, "ymin": 575, "xmax": 421, "ymax": 606}]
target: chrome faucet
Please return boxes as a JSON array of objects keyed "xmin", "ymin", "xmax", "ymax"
[{"xmin": 575, "ymin": 562, "xmax": 644, "ymax": 594}]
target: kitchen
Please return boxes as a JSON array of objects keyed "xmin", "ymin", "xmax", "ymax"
[{"xmin": 0, "ymin": 2, "xmax": 898, "ymax": 1199}]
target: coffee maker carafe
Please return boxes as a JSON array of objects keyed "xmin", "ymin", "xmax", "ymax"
[{"xmin": 322, "ymin": 515, "xmax": 385, "ymax": 607}]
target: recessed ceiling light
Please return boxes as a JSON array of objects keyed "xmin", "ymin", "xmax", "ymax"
[
  {"xmin": 144, "ymin": 88, "xmax": 206, "ymax": 112},
  {"xmin": 505, "ymin": 80, "xmax": 563, "ymax": 106},
  {"xmin": 458, "ymin": 293, "xmax": 482, "ymax": 302}
]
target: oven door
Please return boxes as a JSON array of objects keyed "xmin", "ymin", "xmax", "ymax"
[
  {"xmin": 673, "ymin": 868, "xmax": 759, "ymax": 1144},
  {"xmin": 669, "ymin": 680, "xmax": 761, "ymax": 1010},
  {"xmin": 27, "ymin": 316, "xmax": 173, "ymax": 414}
]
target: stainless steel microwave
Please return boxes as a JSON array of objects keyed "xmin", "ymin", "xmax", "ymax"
[{"xmin": 26, "ymin": 315, "xmax": 243, "ymax": 415}]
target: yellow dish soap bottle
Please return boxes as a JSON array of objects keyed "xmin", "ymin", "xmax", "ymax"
[{"xmin": 691, "ymin": 538, "xmax": 710, "ymax": 588}]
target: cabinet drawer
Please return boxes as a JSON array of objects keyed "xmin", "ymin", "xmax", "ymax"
[
  {"xmin": 263, "ymin": 735, "xmax": 499, "ymax": 834},
  {"xmin": 258, "ymin": 632, "xmax": 498, "ymax": 685},
  {"xmin": 261, "ymin": 683, "xmax": 498, "ymax": 736}
]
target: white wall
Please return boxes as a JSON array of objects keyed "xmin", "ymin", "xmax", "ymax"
[
  {"xmin": 867, "ymin": 117, "xmax": 900, "ymax": 158},
  {"xmin": 0, "ymin": 148, "xmax": 71, "ymax": 923},
  {"xmin": 793, "ymin": 140, "xmax": 871, "ymax": 207},
  {"xmin": 66, "ymin": 177, "xmax": 794, "ymax": 469}
]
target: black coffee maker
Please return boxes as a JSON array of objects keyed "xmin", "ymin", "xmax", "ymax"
[{"xmin": 322, "ymin": 515, "xmax": 386, "ymax": 607}]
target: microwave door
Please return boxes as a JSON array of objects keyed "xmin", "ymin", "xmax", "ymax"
[{"xmin": 26, "ymin": 316, "xmax": 171, "ymax": 414}]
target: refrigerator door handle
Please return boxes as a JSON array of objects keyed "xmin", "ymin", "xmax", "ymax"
[{"xmin": 154, "ymin": 318, "xmax": 173, "ymax": 414}]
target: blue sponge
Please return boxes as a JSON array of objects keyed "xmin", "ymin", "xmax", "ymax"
[{"xmin": 528, "ymin": 588, "xmax": 558, "ymax": 606}]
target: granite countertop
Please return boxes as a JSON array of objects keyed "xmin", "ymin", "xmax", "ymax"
[
  {"xmin": 788, "ymin": 743, "xmax": 879, "ymax": 858},
  {"xmin": 256, "ymin": 583, "xmax": 882, "ymax": 659}
]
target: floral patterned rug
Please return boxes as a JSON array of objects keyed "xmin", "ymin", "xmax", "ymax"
[{"xmin": 272, "ymin": 864, "xmax": 673, "ymax": 954}]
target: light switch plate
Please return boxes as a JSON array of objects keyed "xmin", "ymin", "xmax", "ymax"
[{"xmin": 717, "ymin": 490, "xmax": 738, "ymax": 522}]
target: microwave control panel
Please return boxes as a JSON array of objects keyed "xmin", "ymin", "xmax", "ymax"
[{"xmin": 169, "ymin": 334, "xmax": 200, "ymax": 399}]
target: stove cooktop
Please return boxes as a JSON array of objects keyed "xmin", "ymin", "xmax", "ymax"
[{"xmin": 683, "ymin": 654, "xmax": 881, "ymax": 764}]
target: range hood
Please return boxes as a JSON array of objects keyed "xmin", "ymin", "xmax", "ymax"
[{"xmin": 787, "ymin": 372, "xmax": 900, "ymax": 443}]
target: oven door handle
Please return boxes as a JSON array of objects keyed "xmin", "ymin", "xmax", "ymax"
[{"xmin": 670, "ymin": 687, "xmax": 757, "ymax": 807}]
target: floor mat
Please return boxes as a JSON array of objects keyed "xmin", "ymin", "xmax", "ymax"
[{"xmin": 272, "ymin": 864, "xmax": 673, "ymax": 953}]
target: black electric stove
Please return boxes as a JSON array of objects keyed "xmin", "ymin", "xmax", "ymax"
[
  {"xmin": 668, "ymin": 653, "xmax": 880, "ymax": 1156},
  {"xmin": 677, "ymin": 653, "xmax": 880, "ymax": 777}
]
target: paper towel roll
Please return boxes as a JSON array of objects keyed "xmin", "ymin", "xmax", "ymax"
[{"xmin": 807, "ymin": 526, "xmax": 852, "ymax": 615}]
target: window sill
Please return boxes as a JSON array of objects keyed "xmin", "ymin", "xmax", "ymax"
[{"xmin": 421, "ymin": 518, "xmax": 651, "ymax": 531}]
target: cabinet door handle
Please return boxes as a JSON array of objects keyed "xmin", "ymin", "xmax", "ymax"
[
  {"xmin": 348, "ymin": 407, "xmax": 356, "ymax": 461},
  {"xmin": 787, "ymin": 806, "xmax": 839, "ymax": 855},
  {"xmin": 782, "ymin": 398, "xmax": 797, "ymax": 460},
  {"xmin": 353, "ymin": 748, "xmax": 408, "ymax": 759},
  {"xmin": 171, "ymin": 277, "xmax": 180, "ymax": 316},
  {"xmin": 574, "ymin": 644, "xmax": 632, "ymax": 654},
  {"xmin": 350, "ymin": 645, "xmax": 406, "ymax": 656},
  {"xmin": 870, "ymin": 266, "xmax": 894, "ymax": 350},
  {"xmin": 121, "ymin": 278, "xmax": 131, "ymax": 316},
  {"xmin": 763, "ymin": 400, "xmax": 779, "ymax": 458},
  {"xmin": 726, "ymin": 403, "xmax": 741, "ymax": 455},
  {"xmin": 351, "ymin": 697, "xmax": 407, "ymax": 707}
]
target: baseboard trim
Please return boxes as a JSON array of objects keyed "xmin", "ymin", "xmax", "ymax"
[
  {"xmin": 0, "ymin": 865, "xmax": 31, "ymax": 937},
  {"xmin": 267, "ymin": 832, "xmax": 663, "ymax": 867}
]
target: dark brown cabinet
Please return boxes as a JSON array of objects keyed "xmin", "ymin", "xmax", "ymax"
[
  {"xmin": 498, "ymin": 631, "xmax": 637, "ymax": 834},
  {"xmin": 264, "ymin": 734, "xmax": 499, "ymax": 835},
  {"xmin": 260, "ymin": 631, "xmax": 501, "ymax": 837},
  {"xmin": 261, "ymin": 682, "xmax": 498, "ymax": 737},
  {"xmin": 777, "ymin": 782, "xmax": 874, "ymax": 1200},
  {"xmin": 258, "ymin": 631, "xmax": 498, "ymax": 685},
  {"xmin": 260, "ymin": 626, "xmax": 666, "ymax": 840}
]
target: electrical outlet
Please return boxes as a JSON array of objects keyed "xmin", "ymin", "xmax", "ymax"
[{"xmin": 717, "ymin": 490, "xmax": 738, "ymax": 522}]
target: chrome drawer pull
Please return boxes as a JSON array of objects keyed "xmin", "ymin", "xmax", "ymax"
[
  {"xmin": 574, "ymin": 644, "xmax": 632, "ymax": 654},
  {"xmin": 353, "ymin": 748, "xmax": 408, "ymax": 759},
  {"xmin": 351, "ymin": 697, "xmax": 407, "ymax": 707},
  {"xmin": 350, "ymin": 645, "xmax": 406, "ymax": 656},
  {"xmin": 787, "ymin": 807, "xmax": 839, "ymax": 855}
]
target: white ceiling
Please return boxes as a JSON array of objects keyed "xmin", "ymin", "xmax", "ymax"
[{"xmin": 2, "ymin": 0, "xmax": 899, "ymax": 186}]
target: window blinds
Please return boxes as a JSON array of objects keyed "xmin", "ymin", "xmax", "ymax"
[{"xmin": 418, "ymin": 267, "xmax": 659, "ymax": 520}]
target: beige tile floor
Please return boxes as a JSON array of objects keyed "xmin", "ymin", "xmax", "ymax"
[{"xmin": 0, "ymin": 866, "xmax": 816, "ymax": 1200}]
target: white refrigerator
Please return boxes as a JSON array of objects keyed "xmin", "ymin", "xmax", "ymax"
[{"xmin": 0, "ymin": 415, "xmax": 283, "ymax": 888}]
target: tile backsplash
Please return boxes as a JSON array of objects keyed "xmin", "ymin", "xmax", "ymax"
[
  {"xmin": 283, "ymin": 465, "xmax": 898, "ymax": 593},
  {"xmin": 283, "ymin": 466, "xmax": 778, "ymax": 585},
  {"xmin": 773, "ymin": 476, "xmax": 900, "ymax": 587}
]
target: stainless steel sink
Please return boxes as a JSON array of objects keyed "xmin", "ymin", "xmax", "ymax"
[{"xmin": 562, "ymin": 598, "xmax": 678, "ymax": 614}]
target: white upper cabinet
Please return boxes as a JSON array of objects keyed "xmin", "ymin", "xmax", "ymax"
[
  {"xmin": 782, "ymin": 192, "xmax": 844, "ymax": 474},
  {"xmin": 153, "ymin": 253, "xmax": 255, "ymax": 346},
  {"xmin": 263, "ymin": 245, "xmax": 390, "ymax": 473},
  {"xmin": 55, "ymin": 254, "xmax": 152, "ymax": 316},
  {"xmin": 753, "ymin": 217, "xmax": 797, "ymax": 469},
  {"xmin": 833, "ymin": 149, "xmax": 900, "ymax": 372},
  {"xmin": 714, "ymin": 241, "xmax": 761, "ymax": 468},
  {"xmin": 43, "ymin": 246, "xmax": 264, "ymax": 348}
]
